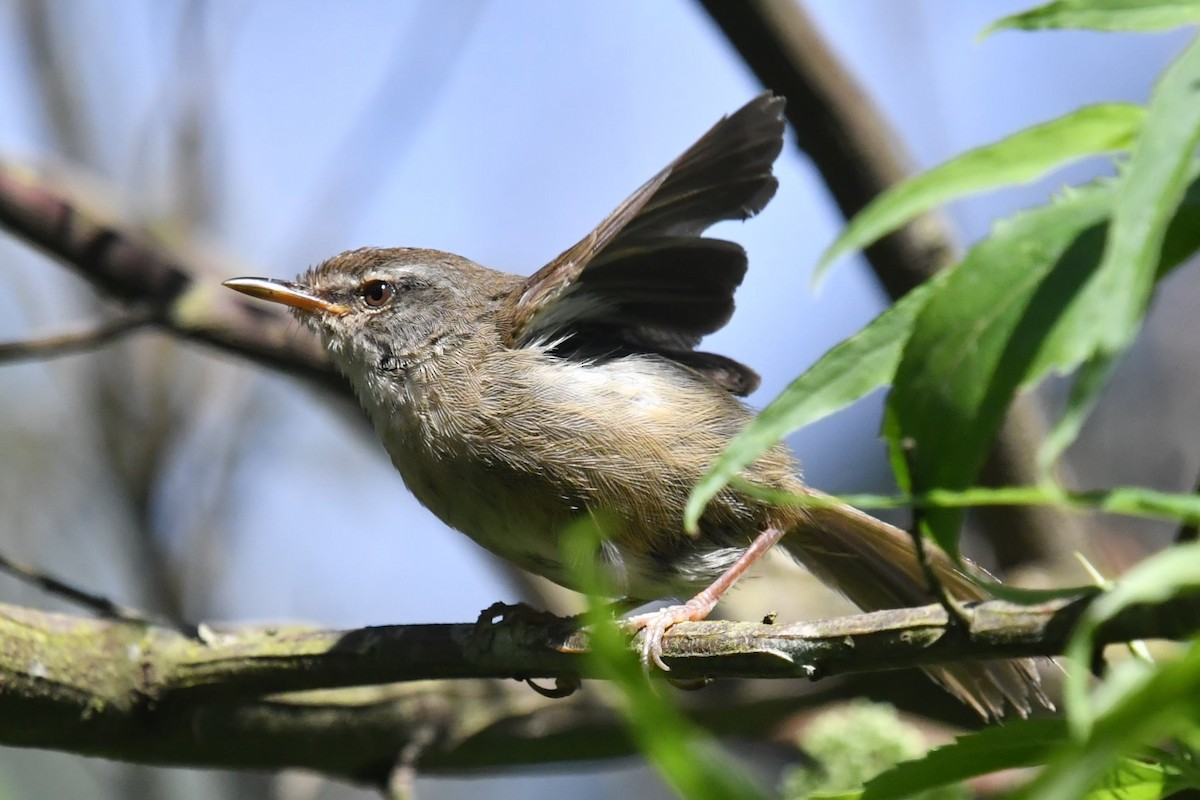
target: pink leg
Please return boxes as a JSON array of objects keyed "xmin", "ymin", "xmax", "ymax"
[{"xmin": 625, "ymin": 527, "xmax": 786, "ymax": 670}]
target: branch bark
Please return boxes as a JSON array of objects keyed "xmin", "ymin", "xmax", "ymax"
[{"xmin": 2, "ymin": 591, "xmax": 1198, "ymax": 780}]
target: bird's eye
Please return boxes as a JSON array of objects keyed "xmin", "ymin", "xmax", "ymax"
[{"xmin": 361, "ymin": 280, "xmax": 394, "ymax": 308}]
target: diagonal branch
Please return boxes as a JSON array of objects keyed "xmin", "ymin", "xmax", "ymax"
[
  {"xmin": 0, "ymin": 160, "xmax": 343, "ymax": 395},
  {"xmin": 0, "ymin": 312, "xmax": 154, "ymax": 363},
  {"xmin": 0, "ymin": 551, "xmax": 172, "ymax": 628}
]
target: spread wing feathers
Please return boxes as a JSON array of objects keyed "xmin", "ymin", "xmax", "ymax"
[
  {"xmin": 562, "ymin": 238, "xmax": 748, "ymax": 341},
  {"xmin": 506, "ymin": 94, "xmax": 785, "ymax": 394}
]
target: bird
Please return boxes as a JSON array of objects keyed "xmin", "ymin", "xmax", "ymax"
[{"xmin": 225, "ymin": 93, "xmax": 1047, "ymax": 719}]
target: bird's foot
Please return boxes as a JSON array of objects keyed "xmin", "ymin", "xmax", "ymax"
[
  {"xmin": 623, "ymin": 595, "xmax": 719, "ymax": 671},
  {"xmin": 475, "ymin": 600, "xmax": 561, "ymax": 628}
]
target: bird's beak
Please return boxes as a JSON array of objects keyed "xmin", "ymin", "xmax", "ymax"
[{"xmin": 223, "ymin": 277, "xmax": 349, "ymax": 316}]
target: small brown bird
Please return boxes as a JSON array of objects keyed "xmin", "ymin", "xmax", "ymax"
[{"xmin": 225, "ymin": 94, "xmax": 1046, "ymax": 719}]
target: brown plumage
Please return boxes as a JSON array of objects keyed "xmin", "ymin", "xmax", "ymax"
[{"xmin": 225, "ymin": 94, "xmax": 1048, "ymax": 719}]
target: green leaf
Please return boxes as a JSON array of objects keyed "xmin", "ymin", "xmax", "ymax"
[
  {"xmin": 1029, "ymin": 175, "xmax": 1200, "ymax": 385},
  {"xmin": 974, "ymin": 580, "xmax": 1100, "ymax": 604},
  {"xmin": 864, "ymin": 715, "xmax": 1187, "ymax": 800},
  {"xmin": 560, "ymin": 520, "xmax": 771, "ymax": 800},
  {"xmin": 685, "ymin": 276, "xmax": 943, "ymax": 531},
  {"xmin": 1064, "ymin": 541, "xmax": 1200, "ymax": 738},
  {"xmin": 1039, "ymin": 33, "xmax": 1200, "ymax": 471},
  {"xmin": 1089, "ymin": 485, "xmax": 1200, "ymax": 523},
  {"xmin": 781, "ymin": 702, "xmax": 962, "ymax": 800},
  {"xmin": 1079, "ymin": 759, "xmax": 1177, "ymax": 800},
  {"xmin": 986, "ymin": 0, "xmax": 1200, "ymax": 35},
  {"xmin": 1016, "ymin": 640, "xmax": 1200, "ymax": 800},
  {"xmin": 860, "ymin": 718, "xmax": 1067, "ymax": 800},
  {"xmin": 731, "ymin": 482, "xmax": 1200, "ymax": 532},
  {"xmin": 817, "ymin": 104, "xmax": 1144, "ymax": 279},
  {"xmin": 1033, "ymin": 171, "xmax": 1200, "ymax": 471},
  {"xmin": 888, "ymin": 71, "xmax": 1200, "ymax": 556},
  {"xmin": 886, "ymin": 179, "xmax": 1114, "ymax": 555},
  {"xmin": 690, "ymin": 47, "xmax": 1200, "ymax": 542}
]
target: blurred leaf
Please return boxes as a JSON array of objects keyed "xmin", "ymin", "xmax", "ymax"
[
  {"xmin": 560, "ymin": 521, "xmax": 770, "ymax": 800},
  {"xmin": 780, "ymin": 702, "xmax": 964, "ymax": 800},
  {"xmin": 986, "ymin": 0, "xmax": 1200, "ymax": 35},
  {"xmin": 735, "ymin": 480, "xmax": 1200, "ymax": 533},
  {"xmin": 1039, "ymin": 34, "xmax": 1200, "ymax": 471},
  {"xmin": 1016, "ymin": 640, "xmax": 1200, "ymax": 800},
  {"xmin": 685, "ymin": 276, "xmax": 943, "ymax": 530},
  {"xmin": 1078, "ymin": 759, "xmax": 1179, "ymax": 800},
  {"xmin": 817, "ymin": 104, "xmax": 1144, "ymax": 278},
  {"xmin": 1076, "ymin": 483, "xmax": 1200, "ymax": 524},
  {"xmin": 860, "ymin": 718, "xmax": 1067, "ymax": 800},
  {"xmin": 1064, "ymin": 542, "xmax": 1200, "ymax": 737}
]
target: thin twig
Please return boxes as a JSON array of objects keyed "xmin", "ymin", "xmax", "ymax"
[
  {"xmin": 0, "ymin": 550, "xmax": 188, "ymax": 632},
  {"xmin": 0, "ymin": 161, "xmax": 344, "ymax": 396},
  {"xmin": 386, "ymin": 723, "xmax": 439, "ymax": 800},
  {"xmin": 0, "ymin": 313, "xmax": 155, "ymax": 363},
  {"xmin": 902, "ymin": 444, "xmax": 968, "ymax": 626}
]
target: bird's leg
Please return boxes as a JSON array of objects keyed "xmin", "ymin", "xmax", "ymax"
[{"xmin": 624, "ymin": 526, "xmax": 786, "ymax": 670}]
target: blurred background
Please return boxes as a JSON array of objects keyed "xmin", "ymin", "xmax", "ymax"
[{"xmin": 0, "ymin": 1, "xmax": 1195, "ymax": 797}]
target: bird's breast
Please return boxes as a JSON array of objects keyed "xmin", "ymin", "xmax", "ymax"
[{"xmin": 358, "ymin": 349, "xmax": 795, "ymax": 597}]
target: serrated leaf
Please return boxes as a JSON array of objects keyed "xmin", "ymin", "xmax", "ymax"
[
  {"xmin": 817, "ymin": 104, "xmax": 1144, "ymax": 279},
  {"xmin": 986, "ymin": 0, "xmax": 1200, "ymax": 35},
  {"xmin": 860, "ymin": 718, "xmax": 1067, "ymax": 800},
  {"xmin": 1016, "ymin": 639, "xmax": 1200, "ymax": 800},
  {"xmin": 685, "ymin": 276, "xmax": 943, "ymax": 530}
]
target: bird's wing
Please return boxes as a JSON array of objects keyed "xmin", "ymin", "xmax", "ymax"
[{"xmin": 504, "ymin": 93, "xmax": 785, "ymax": 396}]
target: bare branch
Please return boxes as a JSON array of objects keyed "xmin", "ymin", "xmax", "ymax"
[
  {"xmin": 0, "ymin": 313, "xmax": 154, "ymax": 363},
  {"xmin": 146, "ymin": 593, "xmax": 1189, "ymax": 697},
  {"xmin": 0, "ymin": 160, "xmax": 344, "ymax": 397},
  {"xmin": 0, "ymin": 550, "xmax": 179, "ymax": 629}
]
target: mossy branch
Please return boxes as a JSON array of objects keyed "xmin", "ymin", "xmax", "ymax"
[{"xmin": 1, "ymin": 591, "xmax": 1197, "ymax": 781}]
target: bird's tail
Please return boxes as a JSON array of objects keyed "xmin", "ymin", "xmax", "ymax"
[{"xmin": 780, "ymin": 491, "xmax": 1051, "ymax": 720}]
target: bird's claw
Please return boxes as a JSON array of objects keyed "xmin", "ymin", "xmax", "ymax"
[{"xmin": 624, "ymin": 596, "xmax": 717, "ymax": 671}]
